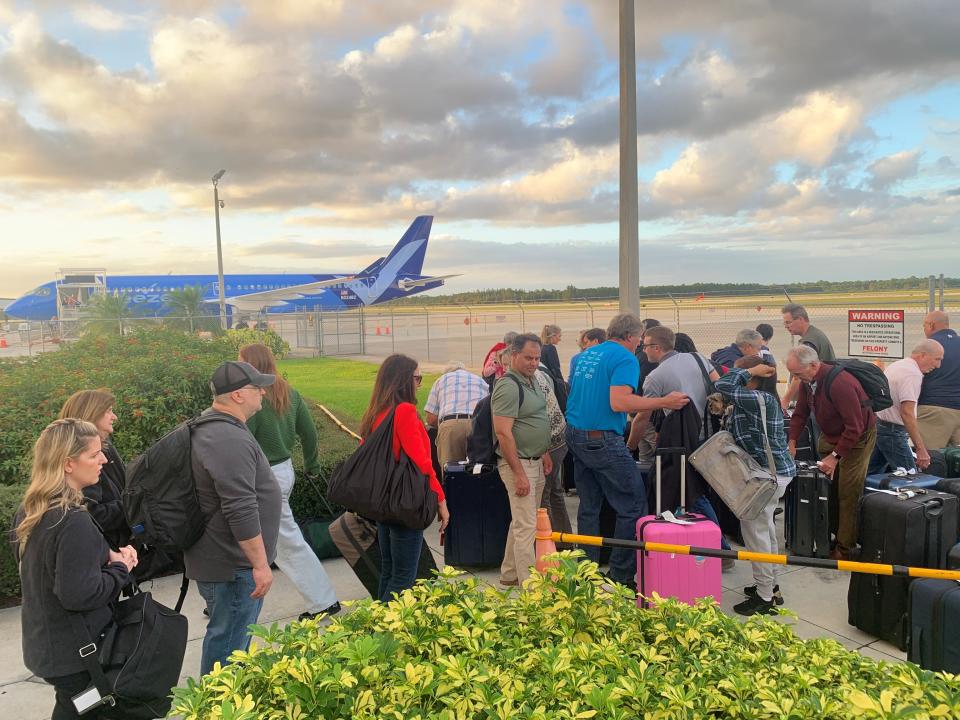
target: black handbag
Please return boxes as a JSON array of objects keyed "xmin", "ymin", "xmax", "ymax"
[
  {"xmin": 66, "ymin": 588, "xmax": 188, "ymax": 718},
  {"xmin": 327, "ymin": 408, "xmax": 438, "ymax": 530}
]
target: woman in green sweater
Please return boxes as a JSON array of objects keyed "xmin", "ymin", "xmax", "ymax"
[{"xmin": 240, "ymin": 343, "xmax": 340, "ymax": 621}]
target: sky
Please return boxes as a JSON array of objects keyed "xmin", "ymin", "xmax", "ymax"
[{"xmin": 1, "ymin": 0, "xmax": 959, "ymax": 299}]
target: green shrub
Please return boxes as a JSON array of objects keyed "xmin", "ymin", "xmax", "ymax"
[
  {"xmin": 0, "ymin": 327, "xmax": 235, "ymax": 487},
  {"xmin": 169, "ymin": 554, "xmax": 960, "ymax": 719},
  {"xmin": 224, "ymin": 328, "xmax": 291, "ymax": 359},
  {"xmin": 0, "ymin": 484, "xmax": 25, "ymax": 599}
]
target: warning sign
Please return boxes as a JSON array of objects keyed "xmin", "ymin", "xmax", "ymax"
[{"xmin": 848, "ymin": 309, "xmax": 904, "ymax": 360}]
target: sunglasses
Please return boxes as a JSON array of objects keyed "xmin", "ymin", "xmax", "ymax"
[{"xmin": 413, "ymin": 374, "xmax": 423, "ymax": 386}]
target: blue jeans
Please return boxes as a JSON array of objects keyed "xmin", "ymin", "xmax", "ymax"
[
  {"xmin": 868, "ymin": 420, "xmax": 916, "ymax": 474},
  {"xmin": 197, "ymin": 568, "xmax": 264, "ymax": 676},
  {"xmin": 377, "ymin": 523, "xmax": 423, "ymax": 602},
  {"xmin": 688, "ymin": 495, "xmax": 731, "ymax": 550},
  {"xmin": 566, "ymin": 427, "xmax": 647, "ymax": 585}
]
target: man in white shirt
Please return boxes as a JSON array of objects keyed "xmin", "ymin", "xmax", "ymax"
[
  {"xmin": 424, "ymin": 362, "xmax": 489, "ymax": 468},
  {"xmin": 869, "ymin": 339, "xmax": 944, "ymax": 473}
]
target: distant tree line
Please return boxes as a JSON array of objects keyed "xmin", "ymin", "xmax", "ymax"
[{"xmin": 390, "ymin": 276, "xmax": 958, "ymax": 306}]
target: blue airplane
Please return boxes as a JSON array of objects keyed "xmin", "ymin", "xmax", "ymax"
[{"xmin": 6, "ymin": 216, "xmax": 457, "ymax": 321}]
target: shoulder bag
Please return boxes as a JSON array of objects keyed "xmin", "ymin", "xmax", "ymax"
[
  {"xmin": 688, "ymin": 396, "xmax": 779, "ymax": 521},
  {"xmin": 327, "ymin": 408, "xmax": 439, "ymax": 530}
]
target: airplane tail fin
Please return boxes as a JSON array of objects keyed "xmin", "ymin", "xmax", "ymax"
[{"xmin": 356, "ymin": 216, "xmax": 433, "ymax": 280}]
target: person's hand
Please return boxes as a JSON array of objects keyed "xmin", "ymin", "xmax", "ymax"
[
  {"xmin": 818, "ymin": 454, "xmax": 838, "ymax": 479},
  {"xmin": 119, "ymin": 545, "xmax": 138, "ymax": 567},
  {"xmin": 787, "ymin": 440, "xmax": 797, "ymax": 458},
  {"xmin": 916, "ymin": 448, "xmax": 931, "ymax": 471},
  {"xmin": 542, "ymin": 453, "xmax": 553, "ymax": 477},
  {"xmin": 108, "ymin": 549, "xmax": 136, "ymax": 573},
  {"xmin": 250, "ymin": 565, "xmax": 274, "ymax": 599},
  {"xmin": 661, "ymin": 392, "xmax": 689, "ymax": 410},
  {"xmin": 748, "ymin": 364, "xmax": 776, "ymax": 378},
  {"xmin": 437, "ymin": 501, "xmax": 450, "ymax": 533},
  {"xmin": 514, "ymin": 471, "xmax": 531, "ymax": 497},
  {"xmin": 781, "ymin": 396, "xmax": 791, "ymax": 412}
]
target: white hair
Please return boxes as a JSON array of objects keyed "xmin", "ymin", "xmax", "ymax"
[
  {"xmin": 788, "ymin": 345, "xmax": 820, "ymax": 367},
  {"xmin": 735, "ymin": 328, "xmax": 763, "ymax": 349},
  {"xmin": 913, "ymin": 339, "xmax": 944, "ymax": 356},
  {"xmin": 442, "ymin": 361, "xmax": 465, "ymax": 375}
]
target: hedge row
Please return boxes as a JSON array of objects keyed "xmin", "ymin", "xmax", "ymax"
[{"xmin": 0, "ymin": 327, "xmax": 320, "ymax": 600}]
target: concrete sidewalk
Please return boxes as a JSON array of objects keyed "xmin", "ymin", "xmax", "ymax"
[{"xmin": 0, "ymin": 495, "xmax": 905, "ymax": 719}]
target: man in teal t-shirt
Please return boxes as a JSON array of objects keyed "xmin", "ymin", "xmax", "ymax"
[{"xmin": 565, "ymin": 314, "xmax": 689, "ymax": 587}]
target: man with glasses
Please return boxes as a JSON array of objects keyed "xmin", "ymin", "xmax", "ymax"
[
  {"xmin": 186, "ymin": 361, "xmax": 281, "ymax": 675},
  {"xmin": 781, "ymin": 303, "xmax": 836, "ymax": 411},
  {"xmin": 566, "ymin": 314, "xmax": 689, "ymax": 588},
  {"xmin": 917, "ymin": 311, "xmax": 960, "ymax": 450}
]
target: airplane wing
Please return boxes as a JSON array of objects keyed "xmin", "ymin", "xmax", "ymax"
[
  {"xmin": 225, "ymin": 276, "xmax": 354, "ymax": 306},
  {"xmin": 397, "ymin": 274, "xmax": 460, "ymax": 290}
]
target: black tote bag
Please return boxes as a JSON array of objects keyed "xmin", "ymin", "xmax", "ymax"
[{"xmin": 327, "ymin": 408, "xmax": 438, "ymax": 530}]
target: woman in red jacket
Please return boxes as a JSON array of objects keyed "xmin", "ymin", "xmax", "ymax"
[{"xmin": 360, "ymin": 354, "xmax": 449, "ymax": 601}]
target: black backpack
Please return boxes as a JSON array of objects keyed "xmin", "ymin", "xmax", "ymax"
[
  {"xmin": 466, "ymin": 375, "xmax": 524, "ymax": 465},
  {"xmin": 823, "ymin": 359, "xmax": 892, "ymax": 413},
  {"xmin": 123, "ymin": 414, "xmax": 242, "ymax": 567}
]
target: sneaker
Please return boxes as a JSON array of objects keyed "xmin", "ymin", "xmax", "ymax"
[
  {"xmin": 744, "ymin": 584, "xmax": 784, "ymax": 606},
  {"xmin": 733, "ymin": 594, "xmax": 777, "ymax": 617},
  {"xmin": 499, "ymin": 578, "xmax": 519, "ymax": 587},
  {"xmin": 298, "ymin": 601, "xmax": 341, "ymax": 622},
  {"xmin": 721, "ymin": 558, "xmax": 736, "ymax": 572}
]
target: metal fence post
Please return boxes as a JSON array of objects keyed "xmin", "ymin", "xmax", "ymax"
[
  {"xmin": 360, "ymin": 306, "xmax": 366, "ymax": 355},
  {"xmin": 424, "ymin": 306, "xmax": 431, "ymax": 362},
  {"xmin": 667, "ymin": 292, "xmax": 680, "ymax": 331},
  {"xmin": 584, "ymin": 298, "xmax": 595, "ymax": 328},
  {"xmin": 939, "ymin": 274, "xmax": 945, "ymax": 311},
  {"xmin": 929, "ymin": 275, "xmax": 936, "ymax": 312},
  {"xmin": 464, "ymin": 303, "xmax": 474, "ymax": 365},
  {"xmin": 518, "ymin": 301, "xmax": 526, "ymax": 333},
  {"xmin": 390, "ymin": 308, "xmax": 396, "ymax": 353}
]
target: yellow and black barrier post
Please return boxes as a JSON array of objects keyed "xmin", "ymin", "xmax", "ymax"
[{"xmin": 549, "ymin": 531, "xmax": 960, "ymax": 581}]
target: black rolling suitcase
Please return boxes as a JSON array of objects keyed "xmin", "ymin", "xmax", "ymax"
[
  {"xmin": 784, "ymin": 462, "xmax": 831, "ymax": 558},
  {"xmin": 443, "ymin": 462, "xmax": 512, "ymax": 567},
  {"xmin": 848, "ymin": 487, "xmax": 959, "ymax": 650},
  {"xmin": 328, "ymin": 512, "xmax": 437, "ymax": 598},
  {"xmin": 908, "ymin": 579, "xmax": 960, "ymax": 673}
]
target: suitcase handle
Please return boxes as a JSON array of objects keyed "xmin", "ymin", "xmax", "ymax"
[{"xmin": 654, "ymin": 450, "xmax": 687, "ymax": 517}]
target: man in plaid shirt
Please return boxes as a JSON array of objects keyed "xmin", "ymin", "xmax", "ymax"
[
  {"xmin": 424, "ymin": 362, "xmax": 489, "ymax": 467},
  {"xmin": 715, "ymin": 357, "xmax": 796, "ymax": 616}
]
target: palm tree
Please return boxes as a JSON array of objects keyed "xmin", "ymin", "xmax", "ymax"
[
  {"xmin": 83, "ymin": 292, "xmax": 137, "ymax": 336},
  {"xmin": 164, "ymin": 286, "xmax": 217, "ymax": 332}
]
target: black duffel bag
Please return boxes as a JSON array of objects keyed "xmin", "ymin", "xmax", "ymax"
[
  {"xmin": 67, "ymin": 590, "xmax": 188, "ymax": 718},
  {"xmin": 327, "ymin": 407, "xmax": 438, "ymax": 530}
]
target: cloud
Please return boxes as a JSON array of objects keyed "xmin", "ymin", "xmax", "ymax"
[
  {"xmin": 72, "ymin": 3, "xmax": 135, "ymax": 32},
  {"xmin": 867, "ymin": 150, "xmax": 921, "ymax": 190}
]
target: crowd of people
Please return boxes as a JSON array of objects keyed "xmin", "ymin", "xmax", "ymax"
[{"xmin": 12, "ymin": 307, "xmax": 958, "ymax": 717}]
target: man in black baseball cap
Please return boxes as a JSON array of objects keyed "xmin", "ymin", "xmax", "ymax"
[
  {"xmin": 210, "ymin": 360, "xmax": 275, "ymax": 396},
  {"xmin": 187, "ymin": 359, "xmax": 282, "ymax": 675}
]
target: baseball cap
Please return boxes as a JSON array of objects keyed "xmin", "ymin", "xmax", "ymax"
[{"xmin": 210, "ymin": 360, "xmax": 275, "ymax": 395}]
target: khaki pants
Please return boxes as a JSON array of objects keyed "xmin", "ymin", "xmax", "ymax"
[
  {"xmin": 498, "ymin": 457, "xmax": 547, "ymax": 586},
  {"xmin": 818, "ymin": 425, "xmax": 877, "ymax": 551},
  {"xmin": 436, "ymin": 418, "xmax": 472, "ymax": 468},
  {"xmin": 917, "ymin": 405, "xmax": 960, "ymax": 450}
]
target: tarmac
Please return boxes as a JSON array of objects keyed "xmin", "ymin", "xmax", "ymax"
[{"xmin": 0, "ymin": 494, "xmax": 907, "ymax": 719}]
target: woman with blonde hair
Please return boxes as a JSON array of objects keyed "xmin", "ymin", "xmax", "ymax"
[
  {"xmin": 239, "ymin": 343, "xmax": 341, "ymax": 620},
  {"xmin": 59, "ymin": 389, "xmax": 129, "ymax": 549},
  {"xmin": 539, "ymin": 324, "xmax": 565, "ymax": 386},
  {"xmin": 16, "ymin": 419, "xmax": 137, "ymax": 719}
]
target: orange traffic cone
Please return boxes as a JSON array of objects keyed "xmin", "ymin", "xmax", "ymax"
[
  {"xmin": 385, "ymin": 326, "xmax": 391, "ymax": 335},
  {"xmin": 535, "ymin": 508, "xmax": 559, "ymax": 575},
  {"xmin": 375, "ymin": 326, "xmax": 382, "ymax": 336},
  {"xmin": 0, "ymin": 337, "xmax": 6, "ymax": 348}
]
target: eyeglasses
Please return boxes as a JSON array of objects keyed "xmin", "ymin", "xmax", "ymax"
[
  {"xmin": 413, "ymin": 374, "xmax": 423, "ymax": 386},
  {"xmin": 641, "ymin": 343, "xmax": 659, "ymax": 349}
]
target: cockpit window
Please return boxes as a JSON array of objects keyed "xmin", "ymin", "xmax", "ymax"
[{"xmin": 26, "ymin": 286, "xmax": 52, "ymax": 297}]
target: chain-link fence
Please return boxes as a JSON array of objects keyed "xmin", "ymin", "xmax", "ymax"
[{"xmin": 3, "ymin": 294, "xmax": 956, "ymax": 375}]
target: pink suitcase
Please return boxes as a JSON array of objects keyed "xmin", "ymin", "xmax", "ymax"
[{"xmin": 636, "ymin": 448, "xmax": 722, "ymax": 608}]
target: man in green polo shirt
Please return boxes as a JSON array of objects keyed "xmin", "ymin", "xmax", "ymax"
[{"xmin": 492, "ymin": 332, "xmax": 552, "ymax": 587}]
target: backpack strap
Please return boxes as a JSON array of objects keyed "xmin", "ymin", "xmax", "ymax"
[
  {"xmin": 66, "ymin": 612, "xmax": 117, "ymax": 711},
  {"xmin": 504, "ymin": 373, "xmax": 525, "ymax": 411},
  {"xmin": 691, "ymin": 354, "xmax": 714, "ymax": 438},
  {"xmin": 822, "ymin": 363, "xmax": 843, "ymax": 405}
]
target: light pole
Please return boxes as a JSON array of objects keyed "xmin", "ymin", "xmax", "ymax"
[
  {"xmin": 618, "ymin": 0, "xmax": 640, "ymax": 316},
  {"xmin": 212, "ymin": 169, "xmax": 227, "ymax": 329}
]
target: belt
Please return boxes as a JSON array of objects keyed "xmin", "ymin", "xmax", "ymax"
[
  {"xmin": 439, "ymin": 413, "xmax": 472, "ymax": 423},
  {"xmin": 877, "ymin": 419, "xmax": 904, "ymax": 428},
  {"xmin": 519, "ymin": 456, "xmax": 542, "ymax": 461},
  {"xmin": 585, "ymin": 430, "xmax": 608, "ymax": 439}
]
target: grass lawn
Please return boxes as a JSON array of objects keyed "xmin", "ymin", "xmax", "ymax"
[{"xmin": 278, "ymin": 356, "xmax": 440, "ymax": 428}]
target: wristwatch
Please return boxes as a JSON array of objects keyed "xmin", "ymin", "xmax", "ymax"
[{"xmin": 830, "ymin": 451, "xmax": 841, "ymax": 460}]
